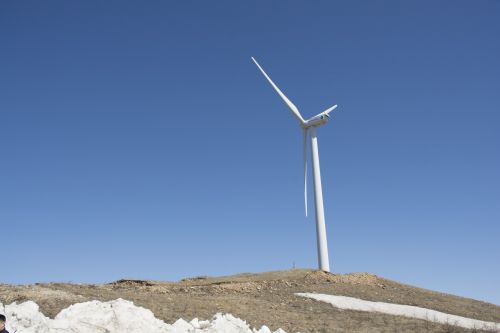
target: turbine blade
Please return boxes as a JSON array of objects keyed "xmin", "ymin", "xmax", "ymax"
[
  {"xmin": 251, "ymin": 57, "xmax": 306, "ymax": 124},
  {"xmin": 323, "ymin": 104, "xmax": 338, "ymax": 115},
  {"xmin": 303, "ymin": 128, "xmax": 308, "ymax": 217}
]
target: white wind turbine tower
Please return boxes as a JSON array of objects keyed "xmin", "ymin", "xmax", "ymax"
[{"xmin": 252, "ymin": 57, "xmax": 338, "ymax": 272}]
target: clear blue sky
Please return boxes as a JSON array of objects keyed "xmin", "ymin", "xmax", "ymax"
[{"xmin": 1, "ymin": 1, "xmax": 499, "ymax": 305}]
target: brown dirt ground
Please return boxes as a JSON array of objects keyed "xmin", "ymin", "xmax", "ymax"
[{"xmin": 1, "ymin": 269, "xmax": 499, "ymax": 333}]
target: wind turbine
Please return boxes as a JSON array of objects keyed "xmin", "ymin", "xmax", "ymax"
[{"xmin": 252, "ymin": 57, "xmax": 338, "ymax": 272}]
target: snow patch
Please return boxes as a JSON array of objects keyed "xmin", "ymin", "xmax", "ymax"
[
  {"xmin": 1, "ymin": 299, "xmax": 288, "ymax": 333},
  {"xmin": 296, "ymin": 292, "xmax": 500, "ymax": 331}
]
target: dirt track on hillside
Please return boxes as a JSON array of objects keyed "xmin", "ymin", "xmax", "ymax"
[{"xmin": 1, "ymin": 269, "xmax": 499, "ymax": 333}]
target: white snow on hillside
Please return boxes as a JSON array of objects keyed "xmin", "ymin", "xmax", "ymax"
[
  {"xmin": 3, "ymin": 294, "xmax": 500, "ymax": 332},
  {"xmin": 0, "ymin": 299, "xmax": 287, "ymax": 333},
  {"xmin": 296, "ymin": 292, "xmax": 500, "ymax": 331}
]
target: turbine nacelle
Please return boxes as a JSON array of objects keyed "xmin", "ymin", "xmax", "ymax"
[
  {"xmin": 303, "ymin": 113, "xmax": 329, "ymax": 128},
  {"xmin": 303, "ymin": 108, "xmax": 335, "ymax": 129}
]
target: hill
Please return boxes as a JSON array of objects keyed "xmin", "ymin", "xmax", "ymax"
[{"xmin": 1, "ymin": 269, "xmax": 499, "ymax": 332}]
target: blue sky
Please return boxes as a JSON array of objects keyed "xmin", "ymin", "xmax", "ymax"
[{"xmin": 1, "ymin": 1, "xmax": 499, "ymax": 305}]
